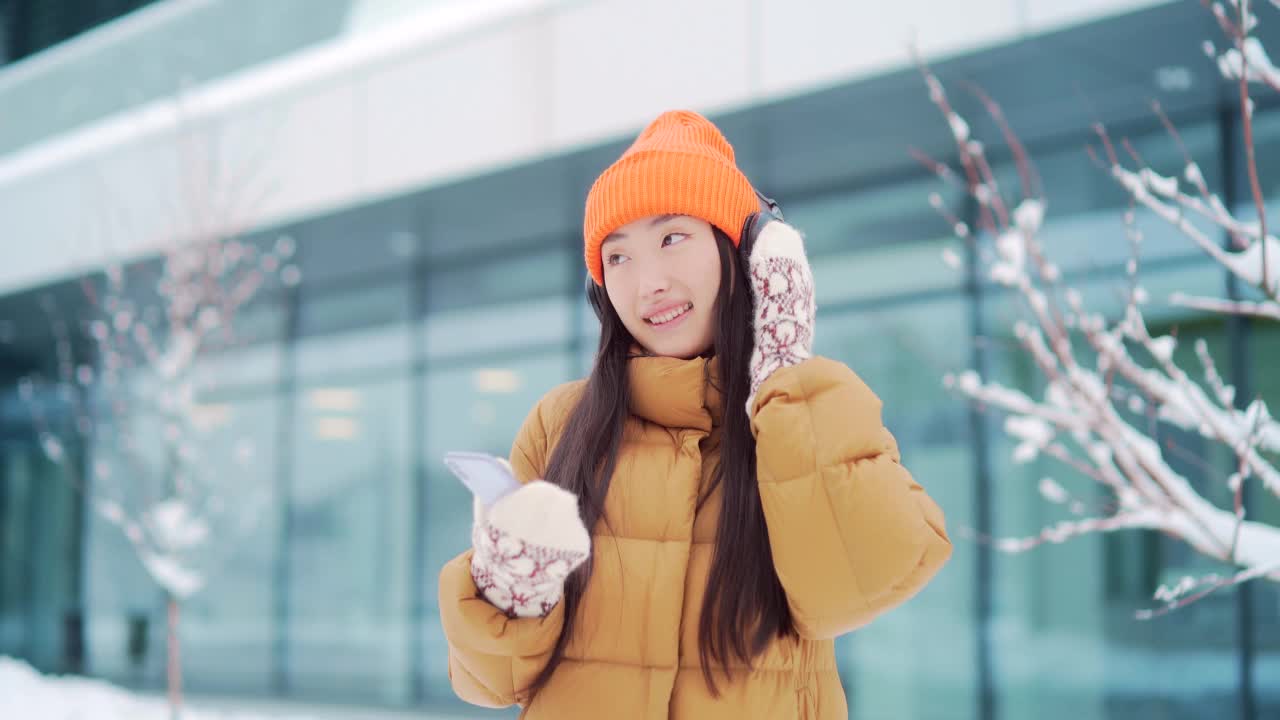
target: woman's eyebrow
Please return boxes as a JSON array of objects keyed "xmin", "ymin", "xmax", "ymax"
[{"xmin": 603, "ymin": 214, "xmax": 685, "ymax": 244}]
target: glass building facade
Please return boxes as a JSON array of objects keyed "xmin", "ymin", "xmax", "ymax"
[
  {"xmin": 1, "ymin": 3, "xmax": 1278, "ymax": 719},
  {"xmin": 1, "ymin": 0, "xmax": 162, "ymax": 64}
]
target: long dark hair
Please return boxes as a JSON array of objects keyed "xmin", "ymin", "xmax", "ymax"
[{"xmin": 524, "ymin": 227, "xmax": 795, "ymax": 702}]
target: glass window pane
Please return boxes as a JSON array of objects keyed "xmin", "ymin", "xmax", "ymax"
[
  {"xmin": 79, "ymin": 370, "xmax": 281, "ymax": 689},
  {"xmin": 811, "ymin": 238, "xmax": 960, "ymax": 306},
  {"xmin": 1232, "ymin": 105, "xmax": 1280, "ymax": 303},
  {"xmin": 1249, "ymin": 297, "xmax": 1280, "ymax": 717},
  {"xmin": 287, "ymin": 375, "xmax": 413, "ymax": 703},
  {"xmin": 422, "ymin": 249, "xmax": 572, "ymax": 359},
  {"xmin": 181, "ymin": 390, "xmax": 281, "ymax": 694},
  {"xmin": 190, "ymin": 301, "xmax": 286, "ymax": 389},
  {"xmin": 1241, "ymin": 106, "xmax": 1280, "ymax": 218},
  {"xmin": 982, "ymin": 259, "xmax": 1242, "ymax": 719},
  {"xmin": 296, "ymin": 281, "xmax": 411, "ymax": 379},
  {"xmin": 783, "ymin": 177, "xmax": 964, "ymax": 305},
  {"xmin": 1231, "ymin": 109, "xmax": 1278, "ymax": 716},
  {"xmin": 988, "ymin": 120, "xmax": 1221, "ymax": 282},
  {"xmin": 192, "ymin": 341, "xmax": 283, "ymax": 390},
  {"xmin": 426, "ymin": 248, "xmax": 570, "ymax": 313},
  {"xmin": 420, "ymin": 352, "xmax": 573, "ymax": 703},
  {"xmin": 84, "ymin": 484, "xmax": 164, "ymax": 686},
  {"xmin": 426, "ymin": 296, "xmax": 571, "ymax": 360},
  {"xmin": 0, "ymin": 437, "xmax": 30, "ymax": 658},
  {"xmin": 815, "ymin": 296, "xmax": 978, "ymax": 719},
  {"xmin": 292, "ymin": 198, "xmax": 421, "ymax": 285},
  {"xmin": 421, "ymin": 159, "xmax": 574, "ymax": 260},
  {"xmin": 0, "ymin": 434, "xmax": 80, "ymax": 673},
  {"xmin": 74, "ymin": 356, "xmax": 282, "ymax": 686}
]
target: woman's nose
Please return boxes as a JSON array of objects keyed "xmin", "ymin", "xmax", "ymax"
[{"xmin": 636, "ymin": 261, "xmax": 672, "ymax": 298}]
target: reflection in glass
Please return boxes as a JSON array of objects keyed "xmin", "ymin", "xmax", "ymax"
[
  {"xmin": 424, "ymin": 247, "xmax": 572, "ymax": 360},
  {"xmin": 989, "ymin": 121, "xmax": 1220, "ymax": 280},
  {"xmin": 784, "ymin": 177, "xmax": 964, "ymax": 305},
  {"xmin": 420, "ymin": 352, "xmax": 573, "ymax": 703},
  {"xmin": 80, "ymin": 363, "xmax": 281, "ymax": 690},
  {"xmin": 287, "ymin": 376, "xmax": 413, "ymax": 702},
  {"xmin": 982, "ymin": 260, "xmax": 1242, "ymax": 719},
  {"xmin": 0, "ymin": 432, "xmax": 81, "ymax": 674},
  {"xmin": 1232, "ymin": 106, "xmax": 1279, "ymax": 716},
  {"xmin": 181, "ymin": 390, "xmax": 280, "ymax": 694},
  {"xmin": 426, "ymin": 296, "xmax": 571, "ymax": 360},
  {"xmin": 1246, "ymin": 243, "xmax": 1280, "ymax": 717},
  {"xmin": 817, "ymin": 296, "xmax": 977, "ymax": 719},
  {"xmin": 296, "ymin": 281, "xmax": 411, "ymax": 379}
]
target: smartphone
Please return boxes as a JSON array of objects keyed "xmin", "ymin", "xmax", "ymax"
[{"xmin": 443, "ymin": 451, "xmax": 523, "ymax": 506}]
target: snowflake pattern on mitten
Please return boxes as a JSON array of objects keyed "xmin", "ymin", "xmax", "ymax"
[
  {"xmin": 746, "ymin": 221, "xmax": 816, "ymax": 413},
  {"xmin": 470, "ymin": 511, "xmax": 588, "ymax": 619}
]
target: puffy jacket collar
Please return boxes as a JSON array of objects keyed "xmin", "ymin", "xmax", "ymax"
[{"xmin": 626, "ymin": 350, "xmax": 724, "ymax": 431}]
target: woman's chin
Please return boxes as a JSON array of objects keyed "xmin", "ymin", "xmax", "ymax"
[{"xmin": 640, "ymin": 333, "xmax": 712, "ymax": 360}]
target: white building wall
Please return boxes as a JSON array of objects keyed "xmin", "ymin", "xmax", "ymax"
[{"xmin": 0, "ymin": 0, "xmax": 1170, "ymax": 296}]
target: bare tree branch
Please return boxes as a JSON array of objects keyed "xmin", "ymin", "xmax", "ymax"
[{"xmin": 919, "ymin": 3, "xmax": 1280, "ymax": 617}]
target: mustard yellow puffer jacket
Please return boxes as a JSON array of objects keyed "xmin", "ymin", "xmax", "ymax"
[{"xmin": 439, "ymin": 353, "xmax": 951, "ymax": 719}]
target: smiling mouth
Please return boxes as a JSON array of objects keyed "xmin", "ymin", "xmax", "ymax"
[{"xmin": 644, "ymin": 302, "xmax": 693, "ymax": 326}]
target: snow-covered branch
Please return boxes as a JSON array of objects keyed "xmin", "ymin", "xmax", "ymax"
[
  {"xmin": 1107, "ymin": 158, "xmax": 1280, "ymax": 305},
  {"xmin": 14, "ymin": 93, "xmax": 299, "ymax": 600},
  {"xmin": 9, "ymin": 91, "xmax": 301, "ymax": 718},
  {"xmin": 1205, "ymin": 0, "xmax": 1280, "ymax": 93},
  {"xmin": 1203, "ymin": 0, "xmax": 1279, "ymax": 295},
  {"xmin": 919, "ymin": 6, "xmax": 1280, "ymax": 616},
  {"xmin": 1169, "ymin": 291, "xmax": 1280, "ymax": 320}
]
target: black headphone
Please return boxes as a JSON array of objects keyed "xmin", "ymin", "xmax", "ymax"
[{"xmin": 585, "ymin": 188, "xmax": 784, "ymax": 322}]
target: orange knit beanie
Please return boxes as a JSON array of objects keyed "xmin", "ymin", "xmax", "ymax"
[{"xmin": 582, "ymin": 110, "xmax": 759, "ymax": 286}]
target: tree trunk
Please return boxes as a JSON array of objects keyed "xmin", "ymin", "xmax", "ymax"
[{"xmin": 167, "ymin": 596, "xmax": 183, "ymax": 720}]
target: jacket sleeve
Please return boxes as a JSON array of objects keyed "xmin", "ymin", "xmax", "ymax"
[
  {"xmin": 750, "ymin": 357, "xmax": 952, "ymax": 640},
  {"xmin": 437, "ymin": 382, "xmax": 580, "ymax": 707}
]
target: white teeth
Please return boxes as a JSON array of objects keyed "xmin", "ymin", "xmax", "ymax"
[{"xmin": 646, "ymin": 303, "xmax": 692, "ymax": 325}]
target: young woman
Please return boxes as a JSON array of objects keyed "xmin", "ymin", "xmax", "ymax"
[{"xmin": 438, "ymin": 110, "xmax": 952, "ymax": 719}]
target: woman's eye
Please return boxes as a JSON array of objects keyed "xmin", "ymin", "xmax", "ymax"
[
  {"xmin": 662, "ymin": 233, "xmax": 689, "ymax": 247},
  {"xmin": 606, "ymin": 253, "xmax": 628, "ymax": 266}
]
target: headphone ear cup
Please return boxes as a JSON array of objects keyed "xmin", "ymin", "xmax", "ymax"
[
  {"xmin": 755, "ymin": 188, "xmax": 784, "ymax": 222},
  {"xmin": 739, "ymin": 214, "xmax": 758, "ymax": 258},
  {"xmin": 585, "ymin": 276, "xmax": 606, "ymax": 322},
  {"xmin": 741, "ymin": 188, "xmax": 784, "ymax": 258}
]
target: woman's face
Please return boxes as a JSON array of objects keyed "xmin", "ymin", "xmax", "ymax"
[{"xmin": 602, "ymin": 214, "xmax": 722, "ymax": 359}]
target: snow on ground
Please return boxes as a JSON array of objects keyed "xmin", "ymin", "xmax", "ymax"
[
  {"xmin": 0, "ymin": 657, "xmax": 302, "ymax": 720},
  {"xmin": 0, "ymin": 658, "xmax": 483, "ymax": 720}
]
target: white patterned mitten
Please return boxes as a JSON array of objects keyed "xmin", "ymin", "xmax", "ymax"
[
  {"xmin": 469, "ymin": 479, "xmax": 591, "ymax": 618},
  {"xmin": 746, "ymin": 218, "xmax": 816, "ymax": 413}
]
